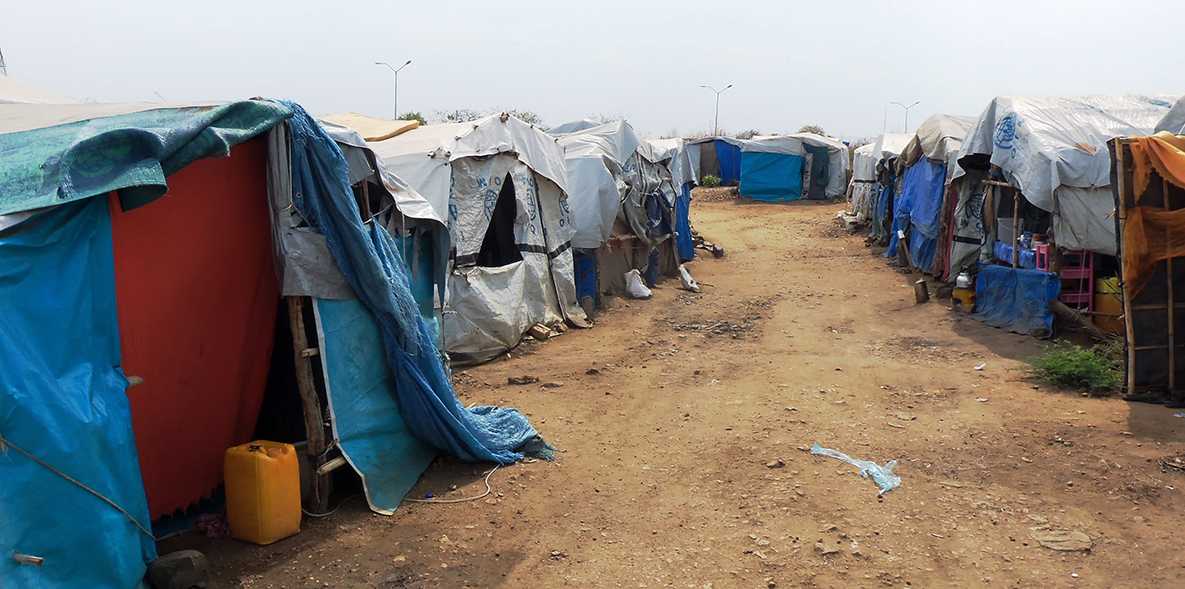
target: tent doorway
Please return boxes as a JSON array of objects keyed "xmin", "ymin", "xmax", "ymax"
[{"xmin": 476, "ymin": 174, "xmax": 522, "ymax": 268}]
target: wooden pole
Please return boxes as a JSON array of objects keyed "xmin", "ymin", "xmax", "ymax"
[
  {"xmin": 286, "ymin": 296, "xmax": 329, "ymax": 512},
  {"xmin": 1115, "ymin": 141, "xmax": 1139, "ymax": 396},
  {"xmin": 1011, "ymin": 188, "xmax": 1021, "ymax": 268},
  {"xmin": 1164, "ymin": 175, "xmax": 1176, "ymax": 394}
]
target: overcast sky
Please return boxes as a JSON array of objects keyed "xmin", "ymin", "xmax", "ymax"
[{"xmin": 3, "ymin": 0, "xmax": 1181, "ymax": 140}]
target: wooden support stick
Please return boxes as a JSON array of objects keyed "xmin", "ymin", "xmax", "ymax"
[
  {"xmin": 1165, "ymin": 176, "xmax": 1176, "ymax": 393},
  {"xmin": 1011, "ymin": 188, "xmax": 1021, "ymax": 268},
  {"xmin": 1051, "ymin": 300, "xmax": 1113, "ymax": 342},
  {"xmin": 1115, "ymin": 141, "xmax": 1139, "ymax": 395},
  {"xmin": 287, "ymin": 296, "xmax": 329, "ymax": 512}
]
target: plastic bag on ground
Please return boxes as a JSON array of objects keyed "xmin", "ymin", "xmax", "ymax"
[
  {"xmin": 678, "ymin": 264, "xmax": 700, "ymax": 293},
  {"xmin": 810, "ymin": 442, "xmax": 901, "ymax": 496},
  {"xmin": 624, "ymin": 269, "xmax": 652, "ymax": 299}
]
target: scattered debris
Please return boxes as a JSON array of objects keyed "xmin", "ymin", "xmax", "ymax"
[
  {"xmin": 766, "ymin": 459, "xmax": 785, "ymax": 469},
  {"xmin": 814, "ymin": 542, "xmax": 841, "ymax": 556},
  {"xmin": 508, "ymin": 375, "xmax": 539, "ymax": 385},
  {"xmin": 624, "ymin": 269, "xmax": 653, "ymax": 299},
  {"xmin": 548, "ymin": 550, "xmax": 568, "ymax": 561},
  {"xmin": 678, "ymin": 264, "xmax": 701, "ymax": 293},
  {"xmin": 1159, "ymin": 454, "xmax": 1185, "ymax": 474},
  {"xmin": 810, "ymin": 443, "xmax": 901, "ymax": 495},
  {"xmin": 974, "ymin": 363, "xmax": 987, "ymax": 371},
  {"xmin": 527, "ymin": 323, "xmax": 555, "ymax": 341},
  {"xmin": 1029, "ymin": 526, "xmax": 1092, "ymax": 552},
  {"xmin": 585, "ymin": 367, "xmax": 601, "ymax": 376},
  {"xmin": 976, "ymin": 397, "xmax": 989, "ymax": 403},
  {"xmin": 540, "ymin": 381, "xmax": 564, "ymax": 389}
]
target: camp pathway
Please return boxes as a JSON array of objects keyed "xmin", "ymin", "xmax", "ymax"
[{"xmin": 195, "ymin": 196, "xmax": 1185, "ymax": 588}]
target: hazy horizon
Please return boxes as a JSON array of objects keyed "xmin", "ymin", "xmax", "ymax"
[{"xmin": 3, "ymin": 0, "xmax": 1181, "ymax": 140}]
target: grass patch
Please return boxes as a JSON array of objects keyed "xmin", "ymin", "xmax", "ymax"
[
  {"xmin": 1030, "ymin": 341, "xmax": 1122, "ymax": 394},
  {"xmin": 701, "ymin": 174, "xmax": 721, "ymax": 188}
]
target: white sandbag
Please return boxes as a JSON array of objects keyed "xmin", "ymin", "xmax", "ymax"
[
  {"xmin": 624, "ymin": 269, "xmax": 652, "ymax": 299},
  {"xmin": 678, "ymin": 264, "xmax": 701, "ymax": 293}
]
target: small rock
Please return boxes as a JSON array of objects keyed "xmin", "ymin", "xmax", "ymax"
[
  {"xmin": 766, "ymin": 459, "xmax": 785, "ymax": 469},
  {"xmin": 814, "ymin": 542, "xmax": 840, "ymax": 556},
  {"xmin": 541, "ymin": 382, "xmax": 564, "ymax": 389},
  {"xmin": 586, "ymin": 368, "xmax": 601, "ymax": 375},
  {"xmin": 508, "ymin": 375, "xmax": 539, "ymax": 385}
]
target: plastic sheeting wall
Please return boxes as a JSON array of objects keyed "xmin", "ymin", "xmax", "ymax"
[
  {"xmin": 715, "ymin": 140, "xmax": 741, "ymax": 185},
  {"xmin": 0, "ymin": 199, "xmax": 156, "ymax": 588},
  {"xmin": 973, "ymin": 265, "xmax": 1060, "ymax": 335},
  {"xmin": 111, "ymin": 139, "xmax": 279, "ymax": 518},
  {"xmin": 314, "ymin": 298, "xmax": 436, "ymax": 513},
  {"xmin": 740, "ymin": 152, "xmax": 805, "ymax": 202}
]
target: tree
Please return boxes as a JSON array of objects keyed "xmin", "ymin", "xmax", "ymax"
[
  {"xmin": 437, "ymin": 108, "xmax": 484, "ymax": 123},
  {"xmin": 798, "ymin": 124, "xmax": 826, "ymax": 136},
  {"xmin": 735, "ymin": 129, "xmax": 761, "ymax": 140},
  {"xmin": 506, "ymin": 109, "xmax": 546, "ymax": 129},
  {"xmin": 399, "ymin": 111, "xmax": 427, "ymax": 125}
]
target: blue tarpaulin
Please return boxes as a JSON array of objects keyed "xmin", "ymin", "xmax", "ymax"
[
  {"xmin": 675, "ymin": 183, "xmax": 694, "ymax": 262},
  {"xmin": 973, "ymin": 265, "xmax": 1060, "ymax": 335},
  {"xmin": 886, "ymin": 159, "xmax": 945, "ymax": 273},
  {"xmin": 0, "ymin": 199, "xmax": 156, "ymax": 588},
  {"xmin": 714, "ymin": 140, "xmax": 741, "ymax": 185},
  {"xmin": 573, "ymin": 250, "xmax": 598, "ymax": 301},
  {"xmin": 740, "ymin": 152, "xmax": 804, "ymax": 202},
  {"xmin": 282, "ymin": 102, "xmax": 549, "ymax": 465},
  {"xmin": 314, "ymin": 298, "xmax": 436, "ymax": 513}
]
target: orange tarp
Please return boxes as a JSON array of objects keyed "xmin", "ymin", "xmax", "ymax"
[{"xmin": 1123, "ymin": 133, "xmax": 1185, "ymax": 297}]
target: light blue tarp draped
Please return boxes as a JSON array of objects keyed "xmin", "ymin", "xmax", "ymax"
[
  {"xmin": 0, "ymin": 199, "xmax": 156, "ymax": 588},
  {"xmin": 314, "ymin": 298, "xmax": 436, "ymax": 513},
  {"xmin": 740, "ymin": 152, "xmax": 804, "ymax": 202},
  {"xmin": 281, "ymin": 102, "xmax": 548, "ymax": 465},
  {"xmin": 973, "ymin": 265, "xmax": 1060, "ymax": 335},
  {"xmin": 675, "ymin": 183, "xmax": 694, "ymax": 262}
]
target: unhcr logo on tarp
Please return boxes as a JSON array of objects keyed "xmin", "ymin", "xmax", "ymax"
[{"xmin": 994, "ymin": 114, "xmax": 1017, "ymax": 150}]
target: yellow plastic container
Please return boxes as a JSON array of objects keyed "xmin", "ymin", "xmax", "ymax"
[
  {"xmin": 224, "ymin": 441, "xmax": 301, "ymax": 545},
  {"xmin": 1094, "ymin": 277, "xmax": 1124, "ymax": 335},
  {"xmin": 951, "ymin": 287, "xmax": 976, "ymax": 313}
]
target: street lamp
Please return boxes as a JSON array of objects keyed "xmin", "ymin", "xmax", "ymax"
[
  {"xmin": 375, "ymin": 59, "xmax": 412, "ymax": 120},
  {"xmin": 890, "ymin": 100, "xmax": 920, "ymax": 133},
  {"xmin": 699, "ymin": 83, "xmax": 734, "ymax": 136}
]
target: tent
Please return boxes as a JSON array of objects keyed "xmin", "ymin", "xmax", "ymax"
[
  {"xmin": 739, "ymin": 133, "xmax": 849, "ymax": 202},
  {"xmin": 689, "ymin": 136, "xmax": 743, "ymax": 185},
  {"xmin": 884, "ymin": 114, "xmax": 976, "ymax": 274},
  {"xmin": 550, "ymin": 120, "xmax": 642, "ymax": 308},
  {"xmin": 369, "ymin": 113, "xmax": 588, "ymax": 364},
  {"xmin": 954, "ymin": 95, "xmax": 1176, "ymax": 256},
  {"xmin": 848, "ymin": 143, "xmax": 878, "ymax": 221},
  {"xmin": 0, "ymin": 100, "xmax": 551, "ymax": 588},
  {"xmin": 866, "ymin": 133, "xmax": 913, "ymax": 243}
]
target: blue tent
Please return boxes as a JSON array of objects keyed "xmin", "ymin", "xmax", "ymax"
[
  {"xmin": 740, "ymin": 151, "xmax": 805, "ymax": 202},
  {"xmin": 713, "ymin": 139, "xmax": 741, "ymax": 185}
]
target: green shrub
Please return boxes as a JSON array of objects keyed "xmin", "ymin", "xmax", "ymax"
[
  {"xmin": 702, "ymin": 175, "xmax": 721, "ymax": 188},
  {"xmin": 1030, "ymin": 341, "xmax": 1121, "ymax": 394}
]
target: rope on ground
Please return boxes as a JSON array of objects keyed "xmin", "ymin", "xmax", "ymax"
[
  {"xmin": 0, "ymin": 433, "xmax": 155, "ymax": 540},
  {"xmin": 403, "ymin": 465, "xmax": 500, "ymax": 505}
]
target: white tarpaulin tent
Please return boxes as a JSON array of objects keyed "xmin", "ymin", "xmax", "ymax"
[
  {"xmin": 369, "ymin": 114, "xmax": 587, "ymax": 363},
  {"xmin": 955, "ymin": 95, "xmax": 1176, "ymax": 255},
  {"xmin": 900, "ymin": 114, "xmax": 977, "ymax": 178},
  {"xmin": 551, "ymin": 120, "xmax": 641, "ymax": 249},
  {"xmin": 848, "ymin": 143, "xmax": 878, "ymax": 221}
]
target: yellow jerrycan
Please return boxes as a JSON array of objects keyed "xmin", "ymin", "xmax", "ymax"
[{"xmin": 224, "ymin": 441, "xmax": 301, "ymax": 545}]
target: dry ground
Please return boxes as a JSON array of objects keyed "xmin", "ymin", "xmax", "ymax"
[{"xmin": 181, "ymin": 196, "xmax": 1185, "ymax": 588}]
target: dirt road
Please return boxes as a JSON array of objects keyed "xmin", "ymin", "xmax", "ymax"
[{"xmin": 196, "ymin": 197, "xmax": 1185, "ymax": 588}]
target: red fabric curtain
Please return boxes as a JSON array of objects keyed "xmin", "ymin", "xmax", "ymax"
[{"xmin": 109, "ymin": 139, "xmax": 279, "ymax": 518}]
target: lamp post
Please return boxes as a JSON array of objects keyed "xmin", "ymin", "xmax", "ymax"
[
  {"xmin": 699, "ymin": 83, "xmax": 733, "ymax": 136},
  {"xmin": 375, "ymin": 59, "xmax": 412, "ymax": 120},
  {"xmin": 890, "ymin": 100, "xmax": 920, "ymax": 132}
]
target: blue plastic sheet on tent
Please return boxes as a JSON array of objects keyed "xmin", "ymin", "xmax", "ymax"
[
  {"xmin": 874, "ymin": 182, "xmax": 894, "ymax": 239},
  {"xmin": 741, "ymin": 151, "xmax": 804, "ymax": 202},
  {"xmin": 281, "ymin": 102, "xmax": 548, "ymax": 465},
  {"xmin": 908, "ymin": 234, "xmax": 938, "ymax": 273},
  {"xmin": 885, "ymin": 187, "xmax": 912, "ymax": 258},
  {"xmin": 972, "ymin": 265, "xmax": 1060, "ymax": 335},
  {"xmin": 906, "ymin": 160, "xmax": 947, "ymax": 240},
  {"xmin": 573, "ymin": 249, "xmax": 598, "ymax": 301},
  {"xmin": 314, "ymin": 298, "xmax": 436, "ymax": 513},
  {"xmin": 675, "ymin": 183, "xmax": 695, "ymax": 262},
  {"xmin": 714, "ymin": 140, "xmax": 741, "ymax": 185},
  {"xmin": 0, "ymin": 199, "xmax": 156, "ymax": 588},
  {"xmin": 992, "ymin": 241, "xmax": 1037, "ymax": 269},
  {"xmin": 390, "ymin": 231, "xmax": 442, "ymax": 343}
]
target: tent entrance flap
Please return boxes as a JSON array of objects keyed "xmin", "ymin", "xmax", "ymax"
[{"xmin": 476, "ymin": 174, "xmax": 522, "ymax": 268}]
